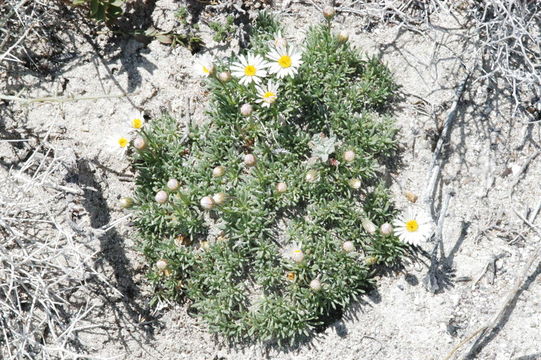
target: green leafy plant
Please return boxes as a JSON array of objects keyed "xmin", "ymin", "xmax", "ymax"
[
  {"xmin": 209, "ymin": 15, "xmax": 236, "ymax": 43},
  {"xmin": 71, "ymin": 0, "xmax": 124, "ymax": 23},
  {"xmin": 125, "ymin": 12, "xmax": 404, "ymax": 344}
]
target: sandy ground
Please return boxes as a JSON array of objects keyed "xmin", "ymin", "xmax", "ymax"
[{"xmin": 1, "ymin": 1, "xmax": 540, "ymax": 359}]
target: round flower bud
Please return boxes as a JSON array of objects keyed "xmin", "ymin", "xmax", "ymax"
[
  {"xmin": 365, "ymin": 256, "xmax": 378, "ymax": 266},
  {"xmin": 240, "ymin": 103, "xmax": 253, "ymax": 117},
  {"xmin": 343, "ymin": 150, "xmax": 355, "ymax": 162},
  {"xmin": 212, "ymin": 192, "xmax": 227, "ymax": 206},
  {"xmin": 244, "ymin": 153, "xmax": 257, "ymax": 167},
  {"xmin": 167, "ymin": 178, "xmax": 180, "ymax": 191},
  {"xmin": 291, "ymin": 250, "xmax": 304, "ymax": 264},
  {"xmin": 200, "ymin": 196, "xmax": 215, "ymax": 210},
  {"xmin": 342, "ymin": 241, "xmax": 355, "ymax": 253},
  {"xmin": 349, "ymin": 178, "xmax": 362, "ymax": 189},
  {"xmin": 310, "ymin": 279, "xmax": 322, "ymax": 291},
  {"xmin": 380, "ymin": 222, "xmax": 393, "ymax": 236},
  {"xmin": 133, "ymin": 136, "xmax": 146, "ymax": 150},
  {"xmin": 361, "ymin": 217, "xmax": 377, "ymax": 234},
  {"xmin": 212, "ymin": 165, "xmax": 225, "ymax": 178},
  {"xmin": 217, "ymin": 71, "xmax": 231, "ymax": 82},
  {"xmin": 323, "ymin": 6, "xmax": 336, "ymax": 19},
  {"xmin": 156, "ymin": 259, "xmax": 168, "ymax": 270},
  {"xmin": 276, "ymin": 182, "xmax": 288, "ymax": 193},
  {"xmin": 155, "ymin": 190, "xmax": 168, "ymax": 204},
  {"xmin": 305, "ymin": 170, "xmax": 319, "ymax": 183},
  {"xmin": 119, "ymin": 197, "xmax": 134, "ymax": 209},
  {"xmin": 338, "ymin": 31, "xmax": 349, "ymax": 43}
]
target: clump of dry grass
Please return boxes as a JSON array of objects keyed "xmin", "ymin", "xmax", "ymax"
[
  {"xmin": 337, "ymin": 0, "xmax": 540, "ymax": 119},
  {"xmin": 0, "ymin": 144, "xmax": 114, "ymax": 359}
]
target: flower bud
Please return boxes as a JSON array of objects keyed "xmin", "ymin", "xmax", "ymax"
[
  {"xmin": 244, "ymin": 153, "xmax": 257, "ymax": 167},
  {"xmin": 291, "ymin": 250, "xmax": 304, "ymax": 263},
  {"xmin": 361, "ymin": 217, "xmax": 377, "ymax": 234},
  {"xmin": 212, "ymin": 192, "xmax": 228, "ymax": 206},
  {"xmin": 349, "ymin": 178, "xmax": 362, "ymax": 189},
  {"xmin": 200, "ymin": 196, "xmax": 215, "ymax": 210},
  {"xmin": 404, "ymin": 191, "xmax": 418, "ymax": 203},
  {"xmin": 276, "ymin": 182, "xmax": 288, "ymax": 193},
  {"xmin": 342, "ymin": 241, "xmax": 355, "ymax": 253},
  {"xmin": 240, "ymin": 103, "xmax": 253, "ymax": 117},
  {"xmin": 119, "ymin": 197, "xmax": 134, "ymax": 209},
  {"xmin": 338, "ymin": 31, "xmax": 349, "ymax": 43},
  {"xmin": 156, "ymin": 259, "xmax": 168, "ymax": 270},
  {"xmin": 365, "ymin": 256, "xmax": 378, "ymax": 266},
  {"xmin": 323, "ymin": 6, "xmax": 335, "ymax": 19},
  {"xmin": 155, "ymin": 190, "xmax": 168, "ymax": 204},
  {"xmin": 310, "ymin": 279, "xmax": 322, "ymax": 291},
  {"xmin": 212, "ymin": 165, "xmax": 225, "ymax": 178},
  {"xmin": 167, "ymin": 178, "xmax": 180, "ymax": 191},
  {"xmin": 305, "ymin": 170, "xmax": 319, "ymax": 183},
  {"xmin": 217, "ymin": 71, "xmax": 231, "ymax": 82},
  {"xmin": 380, "ymin": 222, "xmax": 393, "ymax": 236},
  {"xmin": 343, "ymin": 150, "xmax": 355, "ymax": 162},
  {"xmin": 133, "ymin": 136, "xmax": 146, "ymax": 150}
]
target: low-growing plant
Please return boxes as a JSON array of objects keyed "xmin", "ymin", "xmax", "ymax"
[
  {"xmin": 70, "ymin": 0, "xmax": 124, "ymax": 23},
  {"xmin": 209, "ymin": 15, "xmax": 236, "ymax": 43},
  {"xmin": 119, "ymin": 11, "xmax": 428, "ymax": 344}
]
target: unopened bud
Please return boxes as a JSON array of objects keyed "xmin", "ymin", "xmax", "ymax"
[
  {"xmin": 133, "ymin": 136, "xmax": 146, "ymax": 150},
  {"xmin": 338, "ymin": 31, "xmax": 349, "ymax": 43},
  {"xmin": 240, "ymin": 103, "xmax": 253, "ymax": 117},
  {"xmin": 342, "ymin": 241, "xmax": 355, "ymax": 253},
  {"xmin": 343, "ymin": 150, "xmax": 355, "ymax": 162},
  {"xmin": 276, "ymin": 182, "xmax": 288, "ymax": 193},
  {"xmin": 361, "ymin": 217, "xmax": 377, "ymax": 234},
  {"xmin": 156, "ymin": 259, "xmax": 168, "ymax": 270},
  {"xmin": 323, "ymin": 6, "xmax": 336, "ymax": 19},
  {"xmin": 305, "ymin": 170, "xmax": 319, "ymax": 183},
  {"xmin": 244, "ymin": 153, "xmax": 257, "ymax": 167},
  {"xmin": 155, "ymin": 190, "xmax": 168, "ymax": 204},
  {"xmin": 349, "ymin": 178, "xmax": 362, "ymax": 189},
  {"xmin": 212, "ymin": 166, "xmax": 225, "ymax": 178},
  {"xmin": 380, "ymin": 223, "xmax": 393, "ymax": 236},
  {"xmin": 167, "ymin": 178, "xmax": 180, "ymax": 191},
  {"xmin": 212, "ymin": 192, "xmax": 228, "ymax": 206},
  {"xmin": 218, "ymin": 71, "xmax": 231, "ymax": 82},
  {"xmin": 200, "ymin": 196, "xmax": 215, "ymax": 210},
  {"xmin": 119, "ymin": 197, "xmax": 134, "ymax": 209},
  {"xmin": 310, "ymin": 279, "xmax": 322, "ymax": 291}
]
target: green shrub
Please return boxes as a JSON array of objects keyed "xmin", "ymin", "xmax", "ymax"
[{"xmin": 126, "ymin": 13, "xmax": 404, "ymax": 344}]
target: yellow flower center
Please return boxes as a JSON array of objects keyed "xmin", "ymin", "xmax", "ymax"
[
  {"xmin": 405, "ymin": 220, "xmax": 419, "ymax": 232},
  {"xmin": 244, "ymin": 65, "xmax": 256, "ymax": 76},
  {"xmin": 278, "ymin": 55, "xmax": 292, "ymax": 68},
  {"xmin": 118, "ymin": 137, "xmax": 129, "ymax": 148},
  {"xmin": 202, "ymin": 66, "xmax": 209, "ymax": 74},
  {"xmin": 263, "ymin": 91, "xmax": 276, "ymax": 102},
  {"xmin": 131, "ymin": 118, "xmax": 143, "ymax": 129}
]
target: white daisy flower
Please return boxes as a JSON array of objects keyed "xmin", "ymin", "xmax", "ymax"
[
  {"xmin": 193, "ymin": 54, "xmax": 215, "ymax": 77},
  {"xmin": 267, "ymin": 46, "xmax": 303, "ymax": 79},
  {"xmin": 126, "ymin": 111, "xmax": 145, "ymax": 131},
  {"xmin": 106, "ymin": 127, "xmax": 132, "ymax": 156},
  {"xmin": 255, "ymin": 81, "xmax": 279, "ymax": 107},
  {"xmin": 393, "ymin": 209, "xmax": 434, "ymax": 246},
  {"xmin": 231, "ymin": 53, "xmax": 268, "ymax": 85}
]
